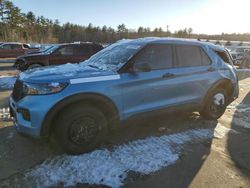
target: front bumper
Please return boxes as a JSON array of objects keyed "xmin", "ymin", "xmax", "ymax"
[{"xmin": 9, "ymin": 93, "xmax": 63, "ymax": 138}]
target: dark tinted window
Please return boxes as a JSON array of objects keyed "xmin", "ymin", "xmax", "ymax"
[
  {"xmin": 215, "ymin": 50, "xmax": 232, "ymax": 64},
  {"xmin": 92, "ymin": 44, "xmax": 103, "ymax": 52},
  {"xmin": 23, "ymin": 44, "xmax": 30, "ymax": 48},
  {"xmin": 57, "ymin": 46, "xmax": 74, "ymax": 55},
  {"xmin": 201, "ymin": 49, "xmax": 211, "ymax": 65},
  {"xmin": 176, "ymin": 45, "xmax": 202, "ymax": 67},
  {"xmin": 133, "ymin": 44, "xmax": 173, "ymax": 70},
  {"xmin": 75, "ymin": 45, "xmax": 93, "ymax": 56},
  {"xmin": 12, "ymin": 44, "xmax": 21, "ymax": 49},
  {"xmin": 1, "ymin": 44, "xmax": 12, "ymax": 50}
]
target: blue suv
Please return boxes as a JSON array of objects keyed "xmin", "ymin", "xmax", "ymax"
[{"xmin": 9, "ymin": 38, "xmax": 239, "ymax": 154}]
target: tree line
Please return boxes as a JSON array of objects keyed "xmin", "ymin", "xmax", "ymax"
[{"xmin": 0, "ymin": 0, "xmax": 250, "ymax": 44}]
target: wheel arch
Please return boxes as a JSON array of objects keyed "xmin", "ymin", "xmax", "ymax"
[
  {"xmin": 40, "ymin": 93, "xmax": 120, "ymax": 137},
  {"xmin": 28, "ymin": 62, "xmax": 45, "ymax": 68},
  {"xmin": 202, "ymin": 78, "xmax": 234, "ymax": 107}
]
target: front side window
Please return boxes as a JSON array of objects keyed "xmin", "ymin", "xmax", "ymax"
[
  {"xmin": 57, "ymin": 46, "xmax": 74, "ymax": 55},
  {"xmin": 176, "ymin": 45, "xmax": 204, "ymax": 67},
  {"xmin": 133, "ymin": 44, "xmax": 173, "ymax": 71}
]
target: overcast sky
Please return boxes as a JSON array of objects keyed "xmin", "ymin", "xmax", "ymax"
[{"xmin": 11, "ymin": 0, "xmax": 250, "ymax": 34}]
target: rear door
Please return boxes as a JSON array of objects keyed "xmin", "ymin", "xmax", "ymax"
[
  {"xmin": 11, "ymin": 44, "xmax": 24, "ymax": 57},
  {"xmin": 73, "ymin": 44, "xmax": 93, "ymax": 63},
  {"xmin": 49, "ymin": 45, "xmax": 74, "ymax": 65},
  {"xmin": 170, "ymin": 44, "xmax": 215, "ymax": 105}
]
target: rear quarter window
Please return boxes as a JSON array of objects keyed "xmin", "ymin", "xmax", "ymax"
[{"xmin": 214, "ymin": 50, "xmax": 232, "ymax": 65}]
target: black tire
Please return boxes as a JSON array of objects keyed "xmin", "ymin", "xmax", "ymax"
[
  {"xmin": 54, "ymin": 104, "xmax": 107, "ymax": 154},
  {"xmin": 28, "ymin": 63, "xmax": 42, "ymax": 70},
  {"xmin": 200, "ymin": 89, "xmax": 227, "ymax": 120}
]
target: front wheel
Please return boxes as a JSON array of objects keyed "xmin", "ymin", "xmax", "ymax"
[
  {"xmin": 200, "ymin": 89, "xmax": 227, "ymax": 120},
  {"xmin": 54, "ymin": 104, "xmax": 107, "ymax": 154}
]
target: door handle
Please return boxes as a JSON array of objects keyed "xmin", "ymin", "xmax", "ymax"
[
  {"xmin": 207, "ymin": 67, "xmax": 215, "ymax": 72},
  {"xmin": 162, "ymin": 73, "xmax": 175, "ymax": 78}
]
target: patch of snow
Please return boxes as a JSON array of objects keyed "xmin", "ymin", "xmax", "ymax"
[
  {"xmin": 233, "ymin": 118, "xmax": 250, "ymax": 129},
  {"xmin": 236, "ymin": 107, "xmax": 250, "ymax": 113},
  {"xmin": 27, "ymin": 128, "xmax": 212, "ymax": 188},
  {"xmin": 227, "ymin": 102, "xmax": 250, "ymax": 112},
  {"xmin": 0, "ymin": 108, "xmax": 11, "ymax": 121},
  {"xmin": 223, "ymin": 115, "xmax": 250, "ymax": 130},
  {"xmin": 0, "ymin": 76, "xmax": 16, "ymax": 89},
  {"xmin": 19, "ymin": 63, "xmax": 96, "ymax": 80},
  {"xmin": 213, "ymin": 123, "xmax": 238, "ymax": 139},
  {"xmin": 239, "ymin": 83, "xmax": 250, "ymax": 88}
]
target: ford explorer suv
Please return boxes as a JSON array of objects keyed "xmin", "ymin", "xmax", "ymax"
[
  {"xmin": 9, "ymin": 38, "xmax": 239, "ymax": 154},
  {"xmin": 14, "ymin": 42, "xmax": 103, "ymax": 71},
  {"xmin": 0, "ymin": 42, "xmax": 39, "ymax": 58}
]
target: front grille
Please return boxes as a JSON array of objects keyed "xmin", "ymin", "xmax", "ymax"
[{"xmin": 12, "ymin": 79, "xmax": 25, "ymax": 102}]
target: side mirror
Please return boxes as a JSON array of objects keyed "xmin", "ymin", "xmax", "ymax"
[{"xmin": 134, "ymin": 63, "xmax": 151, "ymax": 72}]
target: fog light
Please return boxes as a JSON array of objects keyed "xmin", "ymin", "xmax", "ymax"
[{"xmin": 17, "ymin": 108, "xmax": 30, "ymax": 121}]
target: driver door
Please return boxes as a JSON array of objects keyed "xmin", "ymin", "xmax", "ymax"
[
  {"xmin": 120, "ymin": 44, "xmax": 178, "ymax": 119},
  {"xmin": 49, "ymin": 45, "xmax": 74, "ymax": 65}
]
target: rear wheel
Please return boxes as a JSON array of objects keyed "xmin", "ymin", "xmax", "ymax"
[
  {"xmin": 200, "ymin": 89, "xmax": 227, "ymax": 120},
  {"xmin": 54, "ymin": 104, "xmax": 107, "ymax": 154}
]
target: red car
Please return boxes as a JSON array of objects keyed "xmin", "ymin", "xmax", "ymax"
[
  {"xmin": 0, "ymin": 42, "xmax": 39, "ymax": 58},
  {"xmin": 14, "ymin": 42, "xmax": 104, "ymax": 71}
]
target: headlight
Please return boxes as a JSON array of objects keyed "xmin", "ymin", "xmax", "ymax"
[{"xmin": 23, "ymin": 82, "xmax": 68, "ymax": 95}]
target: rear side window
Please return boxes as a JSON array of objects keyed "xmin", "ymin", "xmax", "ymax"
[
  {"xmin": 75, "ymin": 45, "xmax": 94, "ymax": 56},
  {"xmin": 23, "ymin": 44, "xmax": 30, "ymax": 48},
  {"xmin": 133, "ymin": 44, "xmax": 173, "ymax": 70},
  {"xmin": 12, "ymin": 44, "xmax": 21, "ymax": 49},
  {"xmin": 176, "ymin": 45, "xmax": 204, "ymax": 67},
  {"xmin": 58, "ymin": 46, "xmax": 74, "ymax": 55},
  {"xmin": 200, "ymin": 49, "xmax": 212, "ymax": 65}
]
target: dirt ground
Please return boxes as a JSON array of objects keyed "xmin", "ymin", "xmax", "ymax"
[{"xmin": 0, "ymin": 66, "xmax": 249, "ymax": 188}]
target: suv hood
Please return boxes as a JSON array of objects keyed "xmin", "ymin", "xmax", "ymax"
[{"xmin": 19, "ymin": 63, "xmax": 118, "ymax": 83}]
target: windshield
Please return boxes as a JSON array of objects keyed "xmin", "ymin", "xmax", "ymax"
[
  {"xmin": 44, "ymin": 45, "xmax": 59, "ymax": 54},
  {"xmin": 81, "ymin": 41, "xmax": 143, "ymax": 71}
]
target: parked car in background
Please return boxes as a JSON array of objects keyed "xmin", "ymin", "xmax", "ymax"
[
  {"xmin": 230, "ymin": 46, "xmax": 250, "ymax": 59},
  {"xmin": 14, "ymin": 42, "xmax": 103, "ymax": 71},
  {"xmin": 233, "ymin": 50, "xmax": 250, "ymax": 69},
  {"xmin": 10, "ymin": 38, "xmax": 239, "ymax": 154},
  {"xmin": 0, "ymin": 42, "xmax": 39, "ymax": 58},
  {"xmin": 25, "ymin": 45, "xmax": 56, "ymax": 55}
]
